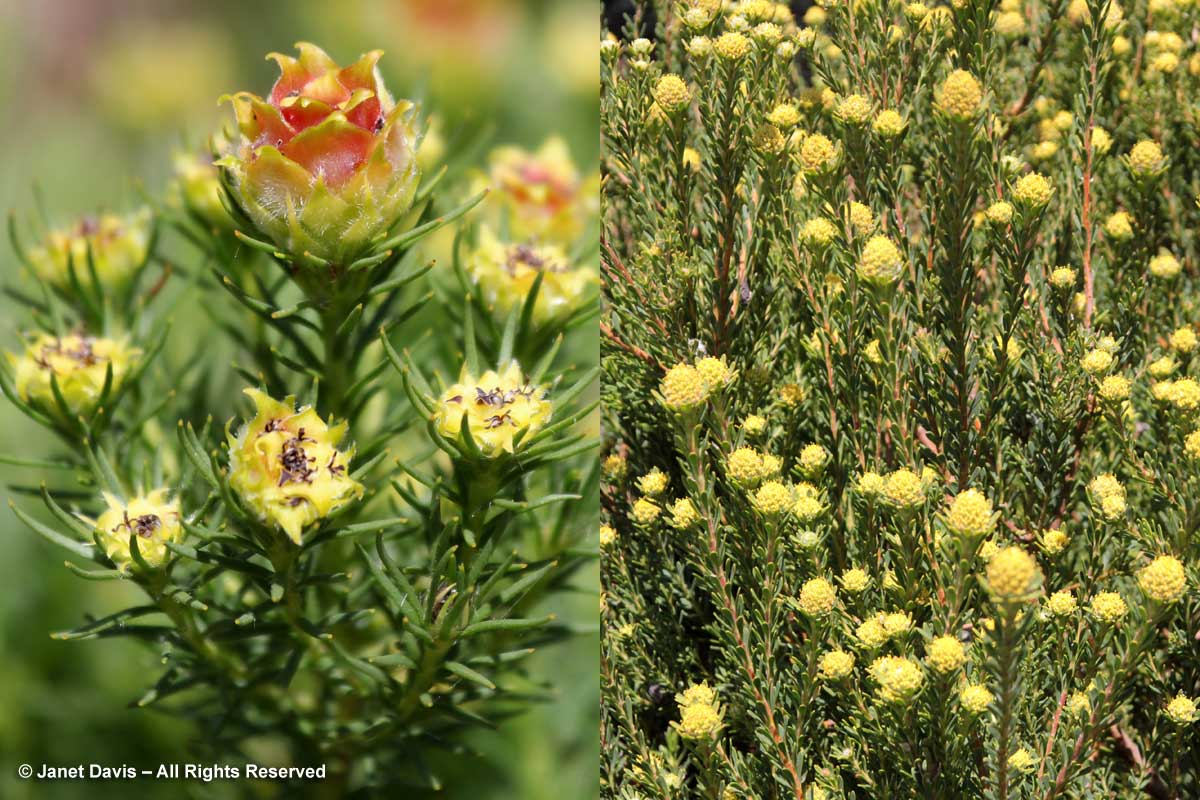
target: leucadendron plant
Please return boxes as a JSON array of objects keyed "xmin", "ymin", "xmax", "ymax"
[
  {"xmin": 2, "ymin": 41, "xmax": 598, "ymax": 793},
  {"xmin": 602, "ymin": 2, "xmax": 1197, "ymax": 798}
]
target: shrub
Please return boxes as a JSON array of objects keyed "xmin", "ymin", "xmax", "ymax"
[{"xmin": 601, "ymin": 1, "xmax": 1198, "ymax": 797}]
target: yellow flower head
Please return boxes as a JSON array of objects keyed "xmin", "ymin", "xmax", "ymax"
[
  {"xmin": 1148, "ymin": 251, "xmax": 1181, "ymax": 279},
  {"xmin": 750, "ymin": 21, "xmax": 783, "ymax": 45},
  {"xmin": 1081, "ymin": 348, "xmax": 1114, "ymax": 375},
  {"xmin": 985, "ymin": 201, "xmax": 1014, "ymax": 225},
  {"xmin": 1046, "ymin": 590, "xmax": 1078, "ymax": 616},
  {"xmin": 1030, "ymin": 141, "xmax": 1059, "ymax": 161},
  {"xmin": 1104, "ymin": 211, "xmax": 1134, "ymax": 241},
  {"xmin": 800, "ymin": 134, "xmax": 840, "ymax": 173},
  {"xmin": 603, "ymin": 453, "xmax": 628, "ymax": 480},
  {"xmin": 752, "ymin": 123, "xmax": 786, "ymax": 155},
  {"xmin": 836, "ymin": 94, "xmax": 873, "ymax": 126},
  {"xmin": 677, "ymin": 680, "xmax": 716, "ymax": 709},
  {"xmin": 694, "ymin": 357, "xmax": 735, "ymax": 389},
  {"xmin": 1126, "ymin": 140, "xmax": 1167, "ymax": 177},
  {"xmin": 858, "ymin": 235, "xmax": 905, "ymax": 286},
  {"xmin": 1165, "ymin": 694, "xmax": 1199, "ymax": 725},
  {"xmin": 653, "ymin": 74, "xmax": 691, "ymax": 113},
  {"xmin": 882, "ymin": 611, "xmax": 913, "ymax": 636},
  {"xmin": 797, "ymin": 577, "xmax": 838, "ymax": 616},
  {"xmin": 819, "ymin": 649, "xmax": 856, "ymax": 680},
  {"xmin": 945, "ymin": 488, "xmax": 995, "ymax": 538},
  {"xmin": 637, "ymin": 468, "xmax": 669, "ymax": 497},
  {"xmin": 435, "ymin": 361, "xmax": 552, "ymax": 456},
  {"xmin": 1066, "ymin": 689, "xmax": 1092, "ymax": 716},
  {"xmin": 94, "ymin": 489, "xmax": 183, "ymax": 570},
  {"xmin": 1040, "ymin": 527, "xmax": 1069, "ymax": 555},
  {"xmin": 791, "ymin": 481, "xmax": 825, "ymax": 522},
  {"xmin": 767, "ymin": 103, "xmax": 801, "ymax": 129},
  {"xmin": 986, "ymin": 547, "xmax": 1042, "ymax": 600},
  {"xmin": 714, "ymin": 31, "xmax": 752, "ymax": 60},
  {"xmin": 1091, "ymin": 126, "xmax": 1113, "ymax": 154},
  {"xmin": 1137, "ymin": 555, "xmax": 1187, "ymax": 603},
  {"xmin": 780, "ymin": 382, "xmax": 805, "ymax": 406},
  {"xmin": 753, "ymin": 480, "xmax": 794, "ymax": 515},
  {"xmin": 727, "ymin": 447, "xmax": 766, "ymax": 486},
  {"xmin": 1012, "ymin": 172, "xmax": 1054, "ymax": 208},
  {"xmin": 847, "ymin": 202, "xmax": 874, "ymax": 235},
  {"xmin": 1048, "ymin": 266, "xmax": 1077, "ymax": 290},
  {"xmin": 926, "ymin": 635, "xmax": 966, "ymax": 674},
  {"xmin": 1090, "ymin": 591, "xmax": 1128, "ymax": 623},
  {"xmin": 873, "ymin": 109, "xmax": 907, "ymax": 138},
  {"xmin": 840, "ymin": 567, "xmax": 869, "ymax": 593},
  {"xmin": 1007, "ymin": 748, "xmax": 1036, "ymax": 773},
  {"xmin": 1185, "ymin": 430, "xmax": 1200, "ymax": 459},
  {"xmin": 936, "ymin": 70, "xmax": 983, "ymax": 119},
  {"xmin": 856, "ymin": 616, "xmax": 891, "ymax": 648},
  {"xmin": 27, "ymin": 208, "xmax": 153, "ymax": 289},
  {"xmin": 661, "ymin": 363, "xmax": 709, "ymax": 411},
  {"xmin": 856, "ymin": 471, "xmax": 886, "ymax": 498},
  {"xmin": 674, "ymin": 697, "xmax": 724, "ymax": 740},
  {"xmin": 10, "ymin": 333, "xmax": 141, "ymax": 418},
  {"xmin": 670, "ymin": 497, "xmax": 701, "ymax": 529},
  {"xmin": 960, "ymin": 683, "xmax": 993, "ymax": 714},
  {"xmin": 599, "ymin": 524, "xmax": 616, "ymax": 548},
  {"xmin": 1170, "ymin": 378, "xmax": 1200, "ymax": 412},
  {"xmin": 798, "ymin": 443, "xmax": 829, "ymax": 477},
  {"xmin": 802, "ymin": 218, "xmax": 839, "ymax": 248},
  {"xmin": 228, "ymin": 389, "xmax": 364, "ymax": 544},
  {"xmin": 1170, "ymin": 326, "xmax": 1197, "ymax": 354},
  {"xmin": 1098, "ymin": 375, "xmax": 1131, "ymax": 402},
  {"xmin": 467, "ymin": 228, "xmax": 594, "ymax": 322},
  {"xmin": 995, "ymin": 10, "xmax": 1027, "ymax": 35},
  {"xmin": 884, "ymin": 468, "xmax": 925, "ymax": 509},
  {"xmin": 1089, "ymin": 473, "xmax": 1126, "ymax": 500},
  {"xmin": 631, "ymin": 497, "xmax": 661, "ymax": 524},
  {"xmin": 685, "ymin": 35, "xmax": 713, "ymax": 58},
  {"xmin": 979, "ymin": 539, "xmax": 1001, "ymax": 561},
  {"xmin": 743, "ymin": 414, "xmax": 768, "ymax": 435},
  {"xmin": 870, "ymin": 655, "xmax": 925, "ymax": 703}
]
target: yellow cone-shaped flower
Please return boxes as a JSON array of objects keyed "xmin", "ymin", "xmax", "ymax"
[
  {"xmin": 467, "ymin": 227, "xmax": 595, "ymax": 322},
  {"xmin": 9, "ymin": 333, "xmax": 141, "ymax": 417},
  {"xmin": 433, "ymin": 361, "xmax": 553, "ymax": 456},
  {"xmin": 228, "ymin": 388, "xmax": 364, "ymax": 544},
  {"xmin": 94, "ymin": 489, "xmax": 183, "ymax": 569},
  {"xmin": 26, "ymin": 209, "xmax": 153, "ymax": 290}
]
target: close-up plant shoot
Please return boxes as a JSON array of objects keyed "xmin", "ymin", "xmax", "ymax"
[{"xmin": 1, "ymin": 18, "xmax": 599, "ymax": 799}]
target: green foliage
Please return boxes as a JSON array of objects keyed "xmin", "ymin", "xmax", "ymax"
[{"xmin": 602, "ymin": 1, "xmax": 1200, "ymax": 798}]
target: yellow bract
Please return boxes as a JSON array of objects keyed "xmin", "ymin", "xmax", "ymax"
[
  {"xmin": 228, "ymin": 389, "xmax": 364, "ymax": 544},
  {"xmin": 434, "ymin": 361, "xmax": 553, "ymax": 456},
  {"xmin": 10, "ymin": 333, "xmax": 141, "ymax": 417},
  {"xmin": 94, "ymin": 489, "xmax": 183, "ymax": 569},
  {"xmin": 27, "ymin": 209, "xmax": 153, "ymax": 289},
  {"xmin": 467, "ymin": 228, "xmax": 594, "ymax": 322}
]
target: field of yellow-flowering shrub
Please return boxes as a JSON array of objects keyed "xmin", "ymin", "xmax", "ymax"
[{"xmin": 601, "ymin": 0, "xmax": 1198, "ymax": 797}]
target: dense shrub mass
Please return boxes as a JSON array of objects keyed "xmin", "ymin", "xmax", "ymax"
[{"xmin": 601, "ymin": 1, "xmax": 1199, "ymax": 797}]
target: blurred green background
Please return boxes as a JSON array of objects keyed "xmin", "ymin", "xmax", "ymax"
[{"xmin": 0, "ymin": 1, "xmax": 598, "ymax": 798}]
